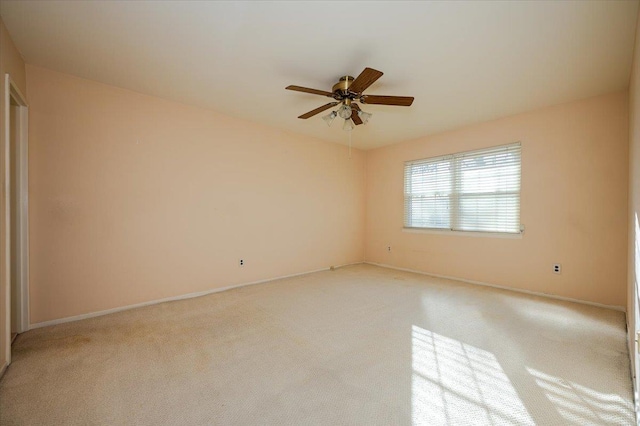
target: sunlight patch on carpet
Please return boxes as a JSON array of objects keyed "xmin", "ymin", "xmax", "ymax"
[{"xmin": 411, "ymin": 325, "xmax": 534, "ymax": 425}]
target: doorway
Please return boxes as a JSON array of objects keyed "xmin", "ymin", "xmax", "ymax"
[{"xmin": 4, "ymin": 74, "xmax": 29, "ymax": 365}]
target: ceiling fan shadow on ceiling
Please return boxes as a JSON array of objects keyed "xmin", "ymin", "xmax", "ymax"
[{"xmin": 285, "ymin": 67, "xmax": 414, "ymax": 131}]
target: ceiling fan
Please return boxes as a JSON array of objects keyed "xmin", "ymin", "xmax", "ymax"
[{"xmin": 285, "ymin": 67, "xmax": 414, "ymax": 130}]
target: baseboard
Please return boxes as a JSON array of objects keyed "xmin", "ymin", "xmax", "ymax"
[
  {"xmin": 366, "ymin": 261, "xmax": 626, "ymax": 312},
  {"xmin": 0, "ymin": 362, "xmax": 7, "ymax": 381},
  {"xmin": 630, "ymin": 332, "xmax": 639, "ymax": 426},
  {"xmin": 29, "ymin": 260, "xmax": 621, "ymax": 329},
  {"xmin": 629, "ymin": 321, "xmax": 640, "ymax": 425},
  {"xmin": 30, "ymin": 261, "xmax": 364, "ymax": 330}
]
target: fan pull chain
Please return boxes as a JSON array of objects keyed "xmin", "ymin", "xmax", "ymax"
[{"xmin": 349, "ymin": 129, "xmax": 352, "ymax": 159}]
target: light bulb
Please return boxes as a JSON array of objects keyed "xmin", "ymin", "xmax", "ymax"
[
  {"xmin": 338, "ymin": 104, "xmax": 352, "ymax": 119},
  {"xmin": 322, "ymin": 111, "xmax": 337, "ymax": 127},
  {"xmin": 357, "ymin": 110, "xmax": 372, "ymax": 124},
  {"xmin": 343, "ymin": 119, "xmax": 354, "ymax": 131}
]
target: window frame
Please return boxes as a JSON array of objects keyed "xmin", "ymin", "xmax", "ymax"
[{"xmin": 403, "ymin": 142, "xmax": 522, "ymax": 235}]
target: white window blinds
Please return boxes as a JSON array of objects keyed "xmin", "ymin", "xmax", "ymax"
[{"xmin": 404, "ymin": 142, "xmax": 521, "ymax": 234}]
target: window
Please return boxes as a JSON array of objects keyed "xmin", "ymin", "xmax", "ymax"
[{"xmin": 404, "ymin": 142, "xmax": 521, "ymax": 234}]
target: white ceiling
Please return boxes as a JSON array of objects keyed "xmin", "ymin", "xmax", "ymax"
[{"xmin": 1, "ymin": 1, "xmax": 638, "ymax": 149}]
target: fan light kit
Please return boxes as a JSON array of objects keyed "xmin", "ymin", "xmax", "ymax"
[{"xmin": 285, "ymin": 67, "xmax": 414, "ymax": 132}]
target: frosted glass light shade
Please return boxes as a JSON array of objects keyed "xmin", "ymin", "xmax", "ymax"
[
  {"xmin": 343, "ymin": 119, "xmax": 354, "ymax": 131},
  {"xmin": 357, "ymin": 110, "xmax": 372, "ymax": 124},
  {"xmin": 338, "ymin": 104, "xmax": 352, "ymax": 119},
  {"xmin": 322, "ymin": 111, "xmax": 337, "ymax": 126}
]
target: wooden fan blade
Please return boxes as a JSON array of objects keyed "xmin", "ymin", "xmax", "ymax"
[
  {"xmin": 351, "ymin": 107, "xmax": 363, "ymax": 125},
  {"xmin": 349, "ymin": 68, "xmax": 384, "ymax": 94},
  {"xmin": 298, "ymin": 102, "xmax": 339, "ymax": 119},
  {"xmin": 286, "ymin": 85, "xmax": 334, "ymax": 97},
  {"xmin": 361, "ymin": 95, "xmax": 414, "ymax": 106}
]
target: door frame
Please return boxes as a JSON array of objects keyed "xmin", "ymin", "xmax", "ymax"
[{"xmin": 3, "ymin": 74, "xmax": 29, "ymax": 365}]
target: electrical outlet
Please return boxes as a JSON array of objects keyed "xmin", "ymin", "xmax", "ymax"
[
  {"xmin": 239, "ymin": 259, "xmax": 244, "ymax": 267},
  {"xmin": 553, "ymin": 263, "xmax": 561, "ymax": 274}
]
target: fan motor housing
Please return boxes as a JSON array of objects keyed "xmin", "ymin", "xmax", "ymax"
[{"xmin": 332, "ymin": 76, "xmax": 354, "ymax": 95}]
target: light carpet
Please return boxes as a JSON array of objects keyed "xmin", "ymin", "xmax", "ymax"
[{"xmin": 0, "ymin": 264, "xmax": 635, "ymax": 425}]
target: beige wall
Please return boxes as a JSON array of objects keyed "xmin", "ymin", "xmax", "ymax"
[
  {"xmin": 26, "ymin": 65, "xmax": 365, "ymax": 324},
  {"xmin": 0, "ymin": 16, "xmax": 26, "ymax": 370},
  {"xmin": 627, "ymin": 5, "xmax": 640, "ymax": 395},
  {"xmin": 366, "ymin": 92, "xmax": 629, "ymax": 308}
]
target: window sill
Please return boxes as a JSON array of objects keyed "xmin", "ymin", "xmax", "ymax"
[{"xmin": 402, "ymin": 227, "xmax": 523, "ymax": 239}]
